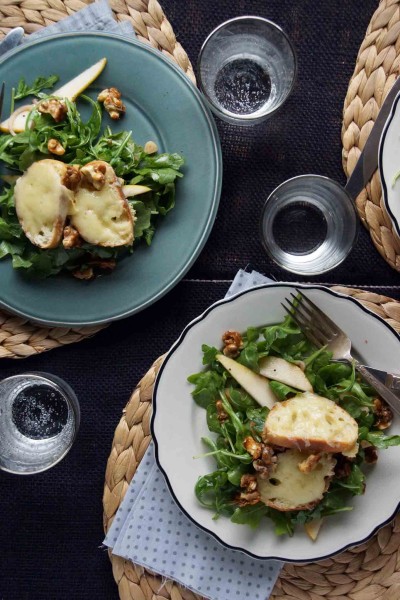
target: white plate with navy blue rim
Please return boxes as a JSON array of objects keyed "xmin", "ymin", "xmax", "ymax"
[
  {"xmin": 379, "ymin": 90, "xmax": 400, "ymax": 237},
  {"xmin": 151, "ymin": 283, "xmax": 400, "ymax": 562}
]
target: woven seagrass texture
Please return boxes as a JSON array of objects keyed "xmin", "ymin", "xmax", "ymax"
[
  {"xmin": 342, "ymin": 0, "xmax": 400, "ymax": 271},
  {"xmin": 0, "ymin": 0, "xmax": 195, "ymax": 360},
  {"xmin": 0, "ymin": 0, "xmax": 195, "ymax": 82},
  {"xmin": 103, "ymin": 288, "xmax": 400, "ymax": 600}
]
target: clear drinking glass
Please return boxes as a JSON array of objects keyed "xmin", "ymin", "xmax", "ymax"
[
  {"xmin": 0, "ymin": 372, "xmax": 80, "ymax": 474},
  {"xmin": 260, "ymin": 175, "xmax": 358, "ymax": 275},
  {"xmin": 197, "ymin": 16, "xmax": 297, "ymax": 125}
]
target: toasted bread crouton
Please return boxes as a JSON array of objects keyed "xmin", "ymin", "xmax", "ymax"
[
  {"xmin": 14, "ymin": 159, "xmax": 74, "ymax": 249},
  {"xmin": 71, "ymin": 160, "xmax": 134, "ymax": 247},
  {"xmin": 257, "ymin": 449, "xmax": 336, "ymax": 511},
  {"xmin": 263, "ymin": 392, "xmax": 358, "ymax": 454}
]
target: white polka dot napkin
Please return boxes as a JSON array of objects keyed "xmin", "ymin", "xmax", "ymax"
[{"xmin": 103, "ymin": 270, "xmax": 283, "ymax": 600}]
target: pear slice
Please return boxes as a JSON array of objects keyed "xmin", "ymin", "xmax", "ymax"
[
  {"xmin": 216, "ymin": 354, "xmax": 276, "ymax": 409},
  {"xmin": 0, "ymin": 58, "xmax": 107, "ymax": 134},
  {"xmin": 304, "ymin": 519, "xmax": 324, "ymax": 541},
  {"xmin": 122, "ymin": 184, "xmax": 151, "ymax": 198},
  {"xmin": 259, "ymin": 356, "xmax": 313, "ymax": 392}
]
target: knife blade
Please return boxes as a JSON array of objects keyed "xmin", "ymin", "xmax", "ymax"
[
  {"xmin": 345, "ymin": 75, "xmax": 400, "ymax": 200},
  {"xmin": 359, "ymin": 365, "xmax": 400, "ymax": 396}
]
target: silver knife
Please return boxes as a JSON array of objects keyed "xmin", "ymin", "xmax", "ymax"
[
  {"xmin": 345, "ymin": 75, "xmax": 400, "ymax": 200},
  {"xmin": 360, "ymin": 366, "xmax": 400, "ymax": 395}
]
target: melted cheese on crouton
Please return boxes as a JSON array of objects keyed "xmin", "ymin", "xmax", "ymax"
[
  {"xmin": 14, "ymin": 160, "xmax": 73, "ymax": 249},
  {"xmin": 263, "ymin": 392, "xmax": 358, "ymax": 454},
  {"xmin": 258, "ymin": 449, "xmax": 336, "ymax": 511}
]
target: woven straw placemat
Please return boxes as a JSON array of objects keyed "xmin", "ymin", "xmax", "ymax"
[
  {"xmin": 103, "ymin": 287, "xmax": 400, "ymax": 600},
  {"xmin": 0, "ymin": 0, "xmax": 195, "ymax": 360},
  {"xmin": 342, "ymin": 0, "xmax": 400, "ymax": 272}
]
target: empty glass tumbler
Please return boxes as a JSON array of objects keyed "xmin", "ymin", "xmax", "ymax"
[
  {"xmin": 197, "ymin": 16, "xmax": 297, "ymax": 125},
  {"xmin": 260, "ymin": 175, "xmax": 358, "ymax": 275}
]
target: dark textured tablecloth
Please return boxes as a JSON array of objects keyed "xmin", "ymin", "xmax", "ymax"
[{"xmin": 1, "ymin": 1, "xmax": 399, "ymax": 598}]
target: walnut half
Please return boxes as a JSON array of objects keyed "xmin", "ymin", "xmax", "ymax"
[
  {"xmin": 97, "ymin": 87, "xmax": 126, "ymax": 120},
  {"xmin": 38, "ymin": 98, "xmax": 67, "ymax": 122},
  {"xmin": 222, "ymin": 330, "xmax": 243, "ymax": 358}
]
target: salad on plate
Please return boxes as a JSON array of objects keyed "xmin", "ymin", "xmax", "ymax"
[
  {"xmin": 0, "ymin": 58, "xmax": 184, "ymax": 279},
  {"xmin": 188, "ymin": 309, "xmax": 400, "ymax": 540}
]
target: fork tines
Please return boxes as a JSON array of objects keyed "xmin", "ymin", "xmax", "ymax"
[{"xmin": 281, "ymin": 289, "xmax": 338, "ymax": 348}]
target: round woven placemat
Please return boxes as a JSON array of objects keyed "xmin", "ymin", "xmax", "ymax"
[
  {"xmin": 342, "ymin": 0, "xmax": 400, "ymax": 272},
  {"xmin": 0, "ymin": 0, "xmax": 195, "ymax": 359},
  {"xmin": 103, "ymin": 287, "xmax": 400, "ymax": 600}
]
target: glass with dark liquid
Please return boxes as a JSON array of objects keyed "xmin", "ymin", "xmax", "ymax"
[
  {"xmin": 0, "ymin": 373, "xmax": 80, "ymax": 474},
  {"xmin": 198, "ymin": 17, "xmax": 297, "ymax": 125}
]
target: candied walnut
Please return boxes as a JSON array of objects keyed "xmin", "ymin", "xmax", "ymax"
[
  {"xmin": 72, "ymin": 266, "xmax": 94, "ymax": 280},
  {"xmin": 240, "ymin": 473, "xmax": 258, "ymax": 492},
  {"xmin": 363, "ymin": 445, "xmax": 378, "ymax": 465},
  {"xmin": 38, "ymin": 98, "xmax": 67, "ymax": 122},
  {"xmin": 243, "ymin": 436, "xmax": 262, "ymax": 459},
  {"xmin": 235, "ymin": 474, "xmax": 261, "ymax": 506},
  {"xmin": 62, "ymin": 225, "xmax": 82, "ymax": 249},
  {"xmin": 47, "ymin": 138, "xmax": 65, "ymax": 156},
  {"xmin": 298, "ymin": 454, "xmax": 322, "ymax": 474},
  {"xmin": 98, "ymin": 87, "xmax": 126, "ymax": 120},
  {"xmin": 63, "ymin": 166, "xmax": 82, "ymax": 191},
  {"xmin": 80, "ymin": 162, "xmax": 107, "ymax": 190},
  {"xmin": 215, "ymin": 399, "xmax": 228, "ymax": 423},
  {"xmin": 88, "ymin": 258, "xmax": 117, "ymax": 272},
  {"xmin": 253, "ymin": 444, "xmax": 277, "ymax": 479},
  {"xmin": 334, "ymin": 454, "xmax": 353, "ymax": 479},
  {"xmin": 222, "ymin": 330, "xmax": 243, "ymax": 358},
  {"xmin": 373, "ymin": 398, "xmax": 393, "ymax": 430}
]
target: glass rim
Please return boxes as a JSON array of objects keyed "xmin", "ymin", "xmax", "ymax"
[
  {"xmin": 0, "ymin": 372, "xmax": 80, "ymax": 475},
  {"xmin": 259, "ymin": 174, "xmax": 359, "ymax": 276},
  {"xmin": 197, "ymin": 15, "xmax": 298, "ymax": 123}
]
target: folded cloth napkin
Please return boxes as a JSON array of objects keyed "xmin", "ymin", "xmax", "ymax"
[
  {"xmin": 104, "ymin": 269, "xmax": 283, "ymax": 600},
  {"xmin": 0, "ymin": 0, "xmax": 134, "ymax": 57}
]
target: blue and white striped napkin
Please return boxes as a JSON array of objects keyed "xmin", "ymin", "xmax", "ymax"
[{"xmin": 104, "ymin": 270, "xmax": 283, "ymax": 600}]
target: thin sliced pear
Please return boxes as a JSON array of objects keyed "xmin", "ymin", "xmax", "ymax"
[
  {"xmin": 304, "ymin": 519, "xmax": 324, "ymax": 541},
  {"xmin": 0, "ymin": 58, "xmax": 107, "ymax": 134},
  {"xmin": 259, "ymin": 356, "xmax": 313, "ymax": 392},
  {"xmin": 216, "ymin": 354, "xmax": 276, "ymax": 409},
  {"xmin": 54, "ymin": 57, "xmax": 107, "ymax": 100},
  {"xmin": 123, "ymin": 184, "xmax": 151, "ymax": 198}
]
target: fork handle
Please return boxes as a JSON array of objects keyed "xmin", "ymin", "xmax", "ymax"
[{"xmin": 355, "ymin": 361, "xmax": 400, "ymax": 418}]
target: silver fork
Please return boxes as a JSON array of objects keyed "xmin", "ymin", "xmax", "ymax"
[{"xmin": 282, "ymin": 289, "xmax": 400, "ymax": 417}]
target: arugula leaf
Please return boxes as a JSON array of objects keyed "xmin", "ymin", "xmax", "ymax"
[
  {"xmin": 237, "ymin": 341, "xmax": 259, "ymax": 371},
  {"xmin": 245, "ymin": 406, "xmax": 268, "ymax": 436},
  {"xmin": 268, "ymin": 380, "xmax": 299, "ymax": 400},
  {"xmin": 14, "ymin": 75, "xmax": 59, "ymax": 100},
  {"xmin": 358, "ymin": 429, "xmax": 400, "ymax": 449},
  {"xmin": 201, "ymin": 344, "xmax": 219, "ymax": 366},
  {"xmin": 187, "ymin": 370, "xmax": 224, "ymax": 408},
  {"xmin": 231, "ymin": 503, "xmax": 268, "ymax": 528}
]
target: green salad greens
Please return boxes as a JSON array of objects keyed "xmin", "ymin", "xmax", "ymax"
[
  {"xmin": 188, "ymin": 313, "xmax": 400, "ymax": 537},
  {"xmin": 0, "ymin": 75, "xmax": 184, "ymax": 278}
]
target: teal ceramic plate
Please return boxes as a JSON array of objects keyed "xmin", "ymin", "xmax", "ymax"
[{"xmin": 0, "ymin": 33, "xmax": 222, "ymax": 326}]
